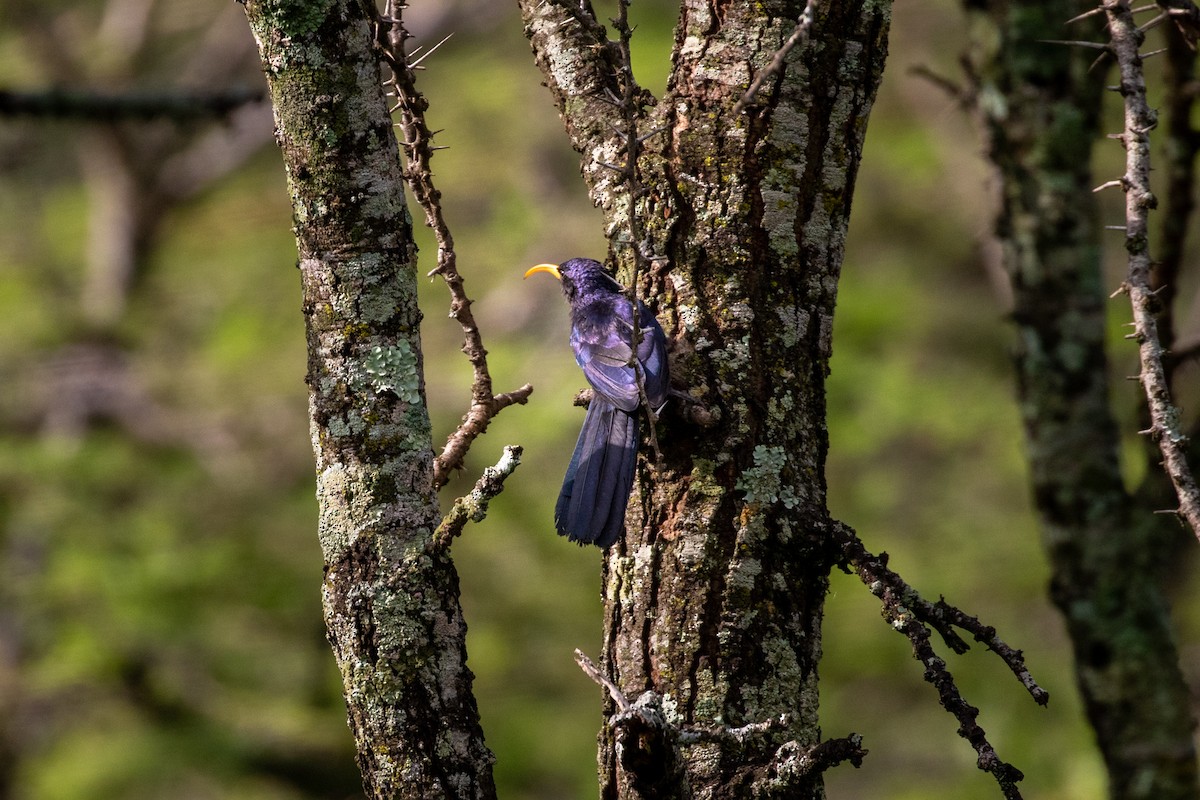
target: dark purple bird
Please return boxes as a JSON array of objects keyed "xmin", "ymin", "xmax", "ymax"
[{"xmin": 524, "ymin": 258, "xmax": 669, "ymax": 548}]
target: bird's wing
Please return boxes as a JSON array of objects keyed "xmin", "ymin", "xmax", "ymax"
[
  {"xmin": 573, "ymin": 323, "xmax": 641, "ymax": 412},
  {"xmin": 637, "ymin": 308, "xmax": 670, "ymax": 411},
  {"xmin": 572, "ymin": 300, "xmax": 669, "ymax": 413}
]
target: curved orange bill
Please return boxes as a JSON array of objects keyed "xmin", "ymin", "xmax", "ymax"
[{"xmin": 524, "ymin": 263, "xmax": 562, "ymax": 280}]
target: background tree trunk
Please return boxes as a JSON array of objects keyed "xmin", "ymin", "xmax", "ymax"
[
  {"xmin": 243, "ymin": 3, "xmax": 496, "ymax": 798},
  {"xmin": 520, "ymin": 1, "xmax": 892, "ymax": 796},
  {"xmin": 963, "ymin": 2, "xmax": 1199, "ymax": 797}
]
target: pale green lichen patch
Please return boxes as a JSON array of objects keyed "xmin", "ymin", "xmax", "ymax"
[
  {"xmin": 362, "ymin": 343, "xmax": 421, "ymax": 403},
  {"xmin": 736, "ymin": 444, "xmax": 799, "ymax": 508}
]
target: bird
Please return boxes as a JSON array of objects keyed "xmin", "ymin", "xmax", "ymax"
[{"xmin": 524, "ymin": 258, "xmax": 669, "ymax": 548}]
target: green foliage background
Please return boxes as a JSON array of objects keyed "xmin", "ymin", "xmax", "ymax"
[{"xmin": 0, "ymin": 1, "xmax": 1196, "ymax": 799}]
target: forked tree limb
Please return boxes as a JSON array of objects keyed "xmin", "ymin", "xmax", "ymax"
[
  {"xmin": 371, "ymin": 1, "xmax": 532, "ymax": 490},
  {"xmin": 830, "ymin": 520, "xmax": 1037, "ymax": 799}
]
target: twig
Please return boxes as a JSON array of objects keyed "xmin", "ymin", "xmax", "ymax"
[
  {"xmin": 732, "ymin": 1, "xmax": 816, "ymax": 114},
  {"xmin": 574, "ymin": 649, "xmax": 632, "ymax": 711},
  {"xmin": 610, "ymin": 0, "xmax": 663, "ymax": 465},
  {"xmin": 432, "ymin": 445, "xmax": 523, "ymax": 550},
  {"xmin": 1105, "ymin": 0, "xmax": 1200, "ymax": 541},
  {"xmin": 371, "ymin": 2, "xmax": 533, "ymax": 490},
  {"xmin": 830, "ymin": 520, "xmax": 1035, "ymax": 799}
]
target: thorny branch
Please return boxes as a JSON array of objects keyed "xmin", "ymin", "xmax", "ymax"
[
  {"xmin": 1103, "ymin": 0, "xmax": 1200, "ymax": 541},
  {"xmin": 830, "ymin": 520, "xmax": 1039, "ymax": 800},
  {"xmin": 370, "ymin": 1, "xmax": 533, "ymax": 490}
]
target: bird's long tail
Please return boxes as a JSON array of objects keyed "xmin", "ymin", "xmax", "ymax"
[{"xmin": 555, "ymin": 398, "xmax": 639, "ymax": 548}]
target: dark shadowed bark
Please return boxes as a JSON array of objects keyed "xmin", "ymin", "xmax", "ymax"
[
  {"xmin": 242, "ymin": 3, "xmax": 495, "ymax": 798},
  {"xmin": 519, "ymin": 1, "xmax": 892, "ymax": 796},
  {"xmin": 962, "ymin": 2, "xmax": 1199, "ymax": 798}
]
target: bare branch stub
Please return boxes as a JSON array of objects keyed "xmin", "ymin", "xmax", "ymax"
[
  {"xmin": 371, "ymin": 2, "xmax": 533, "ymax": 490},
  {"xmin": 432, "ymin": 445, "xmax": 524, "ymax": 550},
  {"xmin": 1105, "ymin": 0, "xmax": 1200, "ymax": 540}
]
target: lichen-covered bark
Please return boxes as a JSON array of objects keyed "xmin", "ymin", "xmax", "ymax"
[
  {"xmin": 242, "ymin": 3, "xmax": 495, "ymax": 798},
  {"xmin": 963, "ymin": 3, "xmax": 1199, "ymax": 798},
  {"xmin": 519, "ymin": 1, "xmax": 891, "ymax": 797}
]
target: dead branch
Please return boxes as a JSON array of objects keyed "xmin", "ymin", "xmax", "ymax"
[
  {"xmin": 371, "ymin": 1, "xmax": 533, "ymax": 490},
  {"xmin": 830, "ymin": 520, "xmax": 1036, "ymax": 799},
  {"xmin": 0, "ymin": 86, "xmax": 261, "ymax": 120}
]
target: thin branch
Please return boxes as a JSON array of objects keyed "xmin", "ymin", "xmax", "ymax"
[
  {"xmin": 371, "ymin": 1, "xmax": 533, "ymax": 490},
  {"xmin": 0, "ymin": 86, "xmax": 262, "ymax": 120},
  {"xmin": 575, "ymin": 649, "xmax": 632, "ymax": 712},
  {"xmin": 733, "ymin": 1, "xmax": 816, "ymax": 114},
  {"xmin": 432, "ymin": 445, "xmax": 524, "ymax": 550},
  {"xmin": 830, "ymin": 520, "xmax": 1036, "ymax": 799},
  {"xmin": 1105, "ymin": 0, "xmax": 1200, "ymax": 540},
  {"xmin": 609, "ymin": 0, "xmax": 662, "ymax": 465}
]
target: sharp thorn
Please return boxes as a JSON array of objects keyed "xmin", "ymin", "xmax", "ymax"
[
  {"xmin": 1138, "ymin": 12, "xmax": 1170, "ymax": 32},
  {"xmin": 1040, "ymin": 39, "xmax": 1112, "ymax": 51},
  {"xmin": 410, "ymin": 33, "xmax": 454, "ymax": 68},
  {"xmin": 1066, "ymin": 6, "xmax": 1106, "ymax": 24},
  {"xmin": 1139, "ymin": 47, "xmax": 1169, "ymax": 59},
  {"xmin": 1093, "ymin": 179, "xmax": 1124, "ymax": 193},
  {"xmin": 1105, "ymin": 225, "xmax": 1128, "ymax": 230}
]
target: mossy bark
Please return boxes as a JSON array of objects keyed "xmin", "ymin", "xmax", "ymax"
[
  {"xmin": 964, "ymin": 3, "xmax": 1199, "ymax": 798},
  {"xmin": 520, "ymin": 1, "xmax": 892, "ymax": 797},
  {"xmin": 243, "ymin": 3, "xmax": 495, "ymax": 798}
]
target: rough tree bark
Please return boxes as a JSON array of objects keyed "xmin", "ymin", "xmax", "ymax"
[
  {"xmin": 962, "ymin": 2, "xmax": 1199, "ymax": 798},
  {"xmin": 519, "ymin": 1, "xmax": 891, "ymax": 797},
  {"xmin": 243, "ymin": 3, "xmax": 495, "ymax": 798}
]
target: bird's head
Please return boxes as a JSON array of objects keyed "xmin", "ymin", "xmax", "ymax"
[{"xmin": 524, "ymin": 258, "xmax": 618, "ymax": 303}]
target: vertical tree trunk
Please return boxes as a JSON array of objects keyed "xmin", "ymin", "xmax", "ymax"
[
  {"xmin": 963, "ymin": 3, "xmax": 1199, "ymax": 798},
  {"xmin": 242, "ymin": 4, "xmax": 495, "ymax": 798},
  {"xmin": 520, "ymin": 1, "xmax": 891, "ymax": 796}
]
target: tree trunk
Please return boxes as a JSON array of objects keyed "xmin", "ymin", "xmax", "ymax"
[
  {"xmin": 242, "ymin": 4, "xmax": 496, "ymax": 798},
  {"xmin": 520, "ymin": 1, "xmax": 892, "ymax": 796},
  {"xmin": 963, "ymin": 3, "xmax": 1199, "ymax": 798}
]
